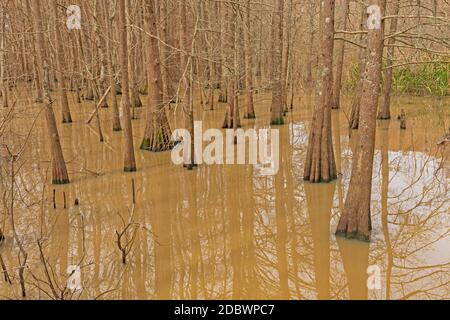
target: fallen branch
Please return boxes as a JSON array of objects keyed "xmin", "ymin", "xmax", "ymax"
[{"xmin": 86, "ymin": 85, "xmax": 112, "ymax": 125}]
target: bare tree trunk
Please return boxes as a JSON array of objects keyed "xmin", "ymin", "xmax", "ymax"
[
  {"xmin": 141, "ymin": 0, "xmax": 173, "ymax": 152},
  {"xmin": 104, "ymin": 0, "xmax": 122, "ymax": 131},
  {"xmin": 222, "ymin": 4, "xmax": 240, "ymax": 129},
  {"xmin": 52, "ymin": 0, "xmax": 72, "ymax": 123},
  {"xmin": 282, "ymin": 0, "xmax": 293, "ymax": 114},
  {"xmin": 349, "ymin": 5, "xmax": 367, "ymax": 129},
  {"xmin": 181, "ymin": 0, "xmax": 195, "ymax": 168},
  {"xmin": 26, "ymin": 0, "xmax": 43, "ymax": 103},
  {"xmin": 331, "ymin": 0, "xmax": 349, "ymax": 110},
  {"xmin": 201, "ymin": 0, "xmax": 215, "ymax": 111},
  {"xmin": 270, "ymin": 0, "xmax": 284, "ymax": 125},
  {"xmin": 305, "ymin": 2, "xmax": 316, "ymax": 88},
  {"xmin": 303, "ymin": 0, "xmax": 337, "ymax": 183},
  {"xmin": 243, "ymin": 0, "xmax": 255, "ymax": 119},
  {"xmin": 119, "ymin": 0, "xmax": 137, "ymax": 172},
  {"xmin": 231, "ymin": 3, "xmax": 240, "ymax": 140},
  {"xmin": 128, "ymin": 0, "xmax": 142, "ymax": 109},
  {"xmin": 160, "ymin": 0, "xmax": 171, "ymax": 102},
  {"xmin": 94, "ymin": 0, "xmax": 109, "ymax": 109},
  {"xmin": 336, "ymin": 0, "xmax": 387, "ymax": 241},
  {"xmin": 218, "ymin": 2, "xmax": 227, "ymax": 103},
  {"xmin": 378, "ymin": 0, "xmax": 400, "ymax": 120},
  {"xmin": 31, "ymin": 0, "xmax": 69, "ymax": 184},
  {"xmin": 0, "ymin": 3, "xmax": 8, "ymax": 108}
]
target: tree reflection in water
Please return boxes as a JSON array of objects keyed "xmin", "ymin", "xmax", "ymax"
[{"xmin": 0, "ymin": 94, "xmax": 448, "ymax": 299}]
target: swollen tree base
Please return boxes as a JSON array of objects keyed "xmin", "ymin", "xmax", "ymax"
[
  {"xmin": 244, "ymin": 112, "xmax": 256, "ymax": 119},
  {"xmin": 52, "ymin": 178, "xmax": 70, "ymax": 185},
  {"xmin": 115, "ymin": 84, "xmax": 122, "ymax": 95},
  {"xmin": 377, "ymin": 112, "xmax": 391, "ymax": 120},
  {"xmin": 100, "ymin": 100, "xmax": 109, "ymax": 108},
  {"xmin": 62, "ymin": 115, "xmax": 73, "ymax": 124},
  {"xmin": 271, "ymin": 117, "xmax": 284, "ymax": 125},
  {"xmin": 335, "ymin": 207, "xmax": 372, "ymax": 242},
  {"xmin": 335, "ymin": 230, "xmax": 370, "ymax": 242},
  {"xmin": 185, "ymin": 163, "xmax": 198, "ymax": 170},
  {"xmin": 218, "ymin": 93, "xmax": 227, "ymax": 103},
  {"xmin": 131, "ymin": 92, "xmax": 143, "ymax": 108},
  {"xmin": 140, "ymin": 126, "xmax": 174, "ymax": 153}
]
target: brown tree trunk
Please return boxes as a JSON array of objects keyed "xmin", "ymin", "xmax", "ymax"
[
  {"xmin": 0, "ymin": 3, "xmax": 8, "ymax": 108},
  {"xmin": 305, "ymin": 2, "xmax": 316, "ymax": 88},
  {"xmin": 378, "ymin": 0, "xmax": 400, "ymax": 120},
  {"xmin": 103, "ymin": 0, "xmax": 122, "ymax": 131},
  {"xmin": 231, "ymin": 3, "xmax": 240, "ymax": 140},
  {"xmin": 282, "ymin": 0, "xmax": 293, "ymax": 114},
  {"xmin": 94, "ymin": 0, "xmax": 109, "ymax": 109},
  {"xmin": 303, "ymin": 0, "xmax": 337, "ymax": 183},
  {"xmin": 349, "ymin": 5, "xmax": 367, "ymax": 130},
  {"xmin": 243, "ymin": 0, "xmax": 255, "ymax": 119},
  {"xmin": 119, "ymin": 0, "xmax": 137, "ymax": 172},
  {"xmin": 128, "ymin": 0, "xmax": 142, "ymax": 109},
  {"xmin": 270, "ymin": 0, "xmax": 285, "ymax": 125},
  {"xmin": 52, "ymin": 0, "xmax": 72, "ymax": 123},
  {"xmin": 181, "ymin": 0, "xmax": 195, "ymax": 168},
  {"xmin": 336, "ymin": 0, "xmax": 387, "ymax": 241},
  {"xmin": 141, "ymin": 0, "xmax": 173, "ymax": 152},
  {"xmin": 221, "ymin": 4, "xmax": 241, "ymax": 129},
  {"xmin": 218, "ymin": 2, "xmax": 227, "ymax": 103},
  {"xmin": 31, "ymin": 0, "xmax": 69, "ymax": 184},
  {"xmin": 160, "ymin": 0, "xmax": 169, "ymax": 100},
  {"xmin": 26, "ymin": 0, "xmax": 43, "ymax": 103},
  {"xmin": 331, "ymin": 0, "xmax": 349, "ymax": 110}
]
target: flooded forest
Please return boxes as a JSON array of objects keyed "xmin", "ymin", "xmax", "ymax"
[{"xmin": 0, "ymin": 0, "xmax": 449, "ymax": 300}]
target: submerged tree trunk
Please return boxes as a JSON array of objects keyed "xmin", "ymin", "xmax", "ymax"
[
  {"xmin": 31, "ymin": 0, "xmax": 69, "ymax": 184},
  {"xmin": 270, "ymin": 0, "xmax": 284, "ymax": 125},
  {"xmin": 303, "ymin": 0, "xmax": 337, "ymax": 183},
  {"xmin": 141, "ymin": 0, "xmax": 173, "ymax": 152},
  {"xmin": 331, "ymin": 0, "xmax": 349, "ymax": 110},
  {"xmin": 378, "ymin": 0, "xmax": 400, "ymax": 120},
  {"xmin": 222, "ymin": 4, "xmax": 241, "ymax": 129},
  {"xmin": 119, "ymin": 0, "xmax": 137, "ymax": 172},
  {"xmin": 52, "ymin": 0, "xmax": 72, "ymax": 123},
  {"xmin": 336, "ymin": 0, "xmax": 387, "ymax": 241},
  {"xmin": 181, "ymin": 0, "xmax": 195, "ymax": 168},
  {"xmin": 231, "ymin": 3, "xmax": 240, "ymax": 141}
]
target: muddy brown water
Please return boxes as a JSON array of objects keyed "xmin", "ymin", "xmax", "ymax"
[{"xmin": 0, "ymin": 88, "xmax": 449, "ymax": 299}]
